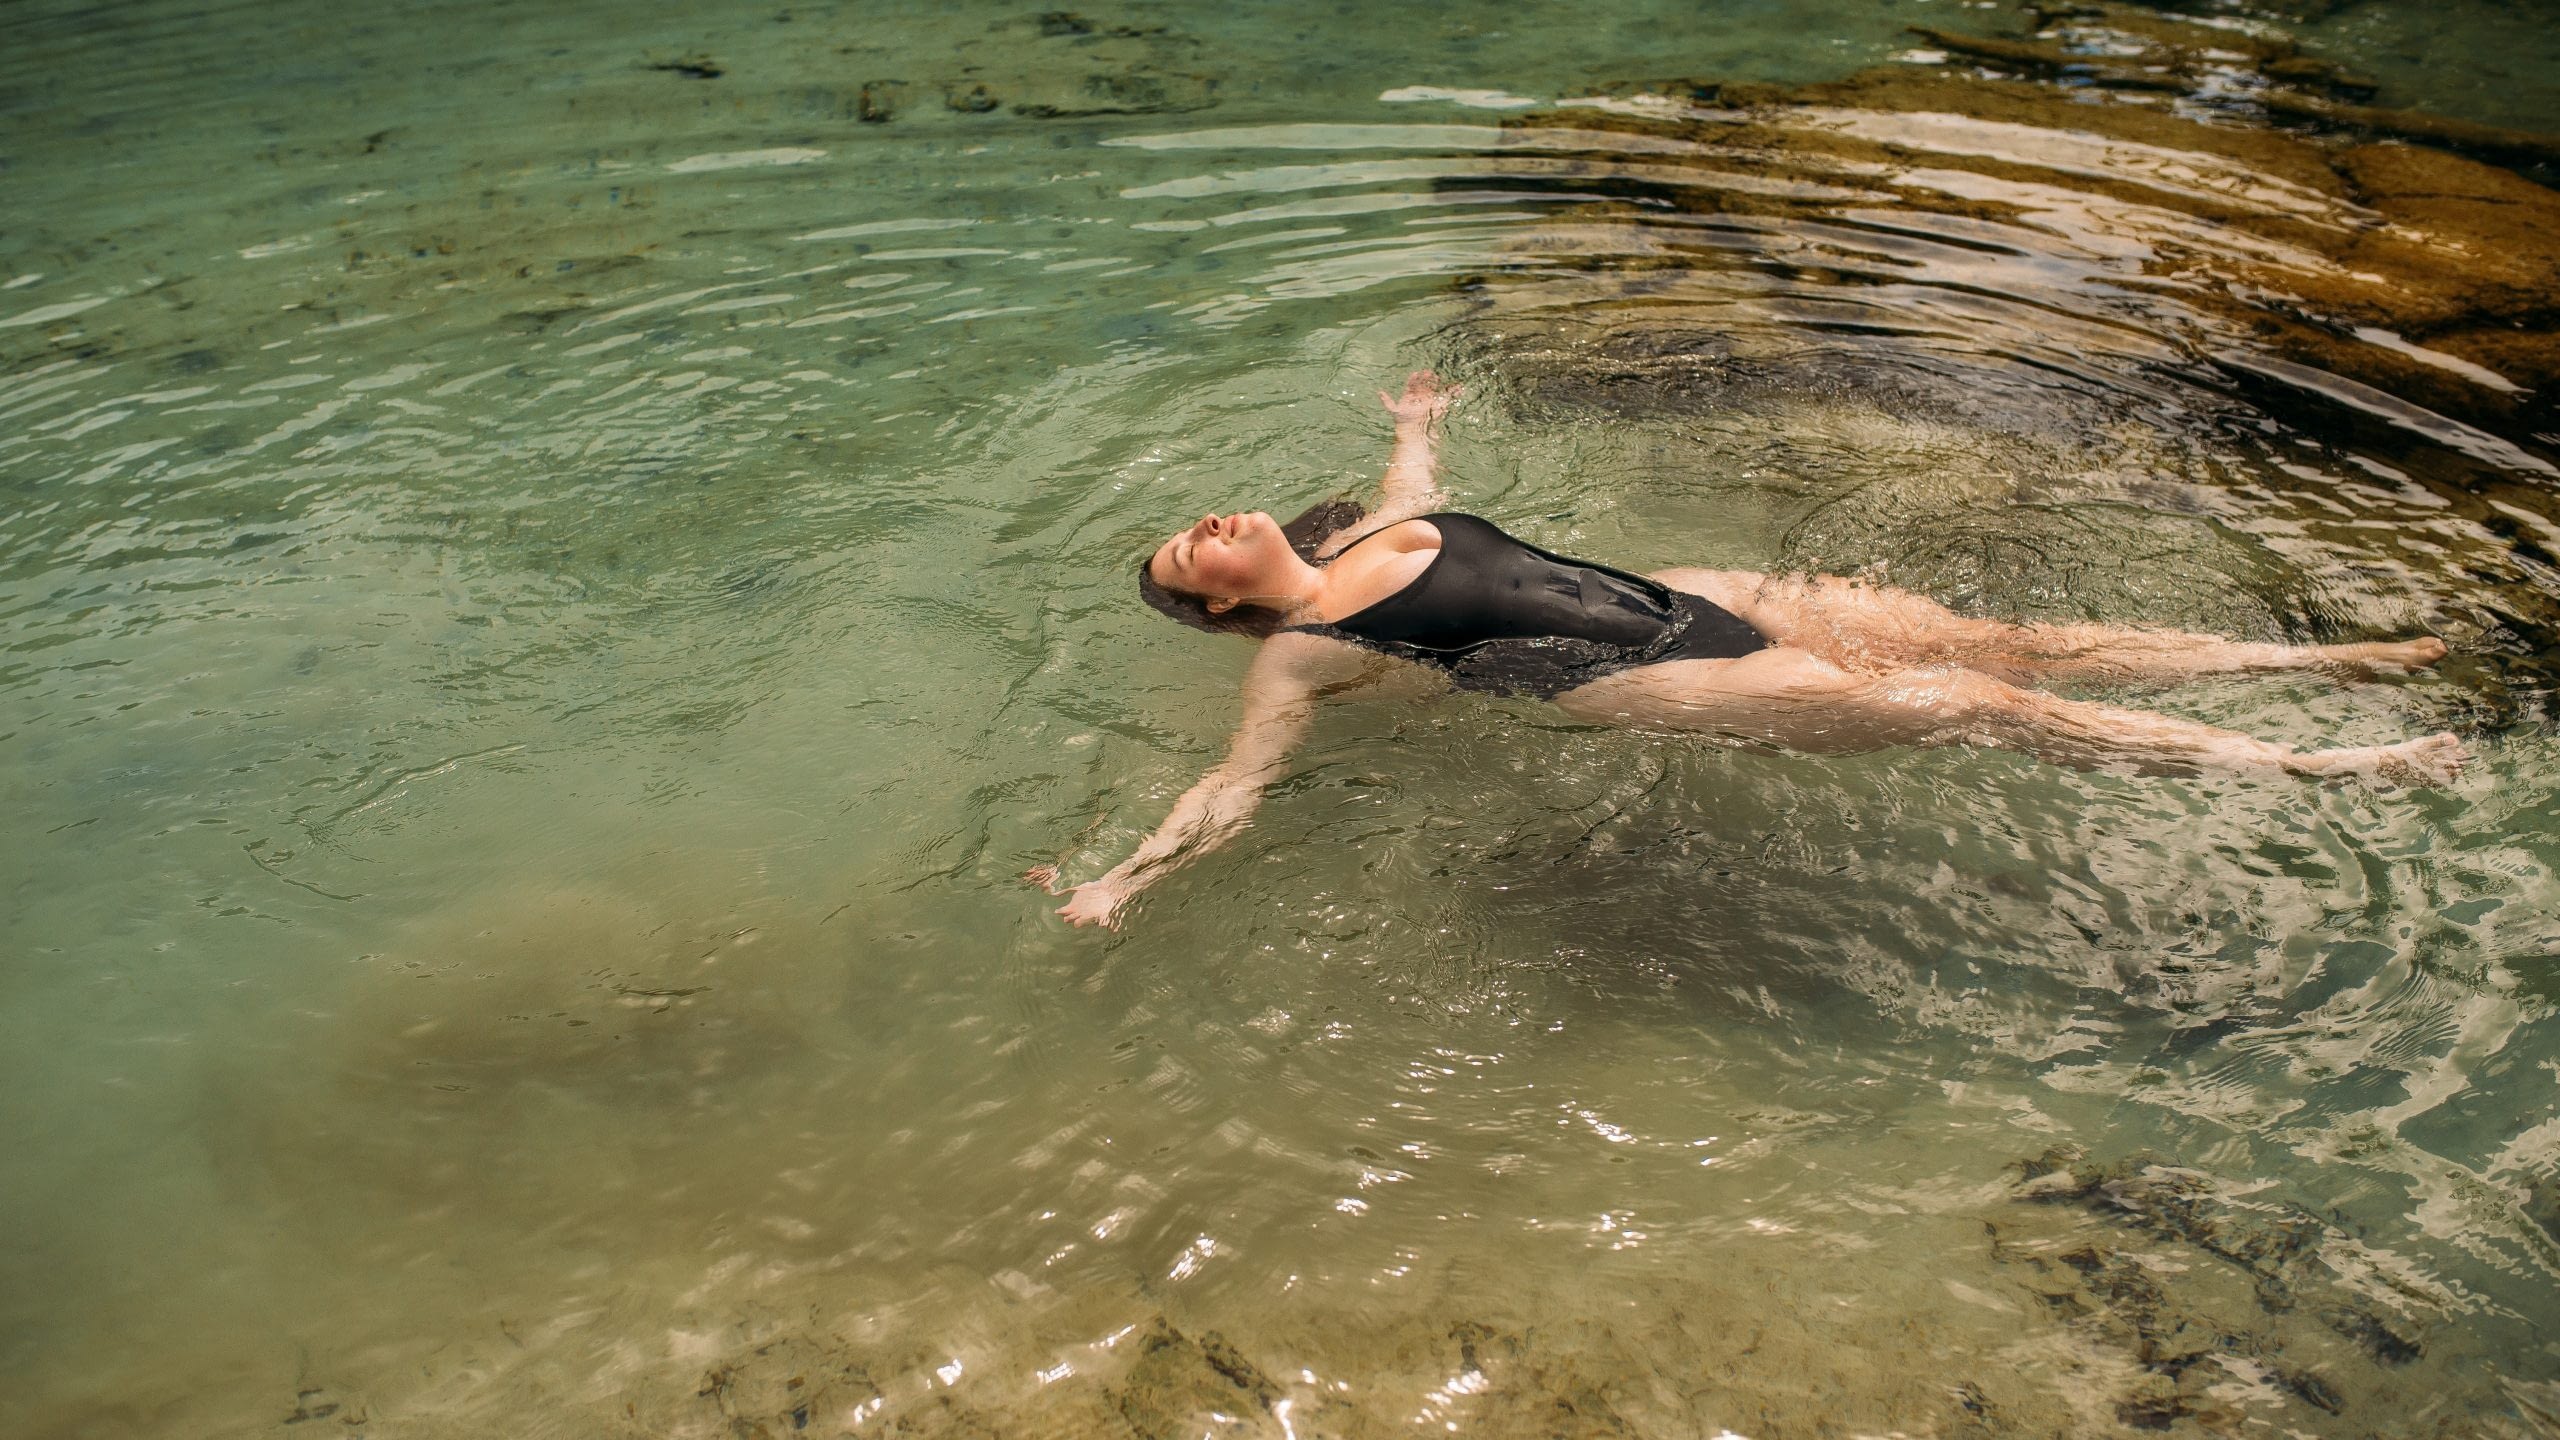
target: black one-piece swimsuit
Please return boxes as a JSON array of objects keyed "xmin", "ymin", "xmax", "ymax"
[{"xmin": 1285, "ymin": 512, "xmax": 1768, "ymax": 700}]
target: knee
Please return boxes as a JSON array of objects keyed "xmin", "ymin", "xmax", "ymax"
[{"xmin": 1868, "ymin": 665, "xmax": 2018, "ymax": 719}]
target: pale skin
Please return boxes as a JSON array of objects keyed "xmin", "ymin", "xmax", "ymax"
[{"xmin": 1032, "ymin": 372, "xmax": 2467, "ymax": 928}]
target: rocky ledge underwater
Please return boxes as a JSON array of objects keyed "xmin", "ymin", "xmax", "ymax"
[{"xmin": 588, "ymin": 1144, "xmax": 2556, "ymax": 1440}]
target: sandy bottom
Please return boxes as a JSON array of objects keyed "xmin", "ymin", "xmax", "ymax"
[{"xmin": 43, "ymin": 1135, "xmax": 2542, "ymax": 1439}]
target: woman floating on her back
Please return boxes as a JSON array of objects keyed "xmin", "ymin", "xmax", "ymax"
[{"xmin": 1035, "ymin": 372, "xmax": 2463, "ymax": 928}]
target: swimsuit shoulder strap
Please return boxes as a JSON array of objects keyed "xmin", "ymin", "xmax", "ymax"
[{"xmin": 1318, "ymin": 510, "xmax": 1454, "ymax": 566}]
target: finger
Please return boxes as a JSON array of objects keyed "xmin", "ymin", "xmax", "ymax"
[
  {"xmin": 1378, "ymin": 389, "xmax": 1396, "ymax": 410},
  {"xmin": 1024, "ymin": 863, "xmax": 1063, "ymax": 893}
]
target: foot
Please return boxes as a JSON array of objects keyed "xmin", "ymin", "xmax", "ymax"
[
  {"xmin": 2288, "ymin": 731, "xmax": 2469, "ymax": 786},
  {"xmin": 2314, "ymin": 636, "xmax": 2447, "ymax": 678}
]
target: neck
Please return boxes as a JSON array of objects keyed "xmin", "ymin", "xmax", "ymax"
[{"xmin": 1241, "ymin": 551, "xmax": 1325, "ymax": 615}]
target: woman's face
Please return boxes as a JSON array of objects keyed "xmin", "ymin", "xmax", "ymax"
[{"xmin": 1147, "ymin": 511, "xmax": 1289, "ymax": 603}]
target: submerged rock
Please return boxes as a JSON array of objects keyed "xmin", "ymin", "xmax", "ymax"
[
  {"xmin": 1107, "ymin": 1319, "xmax": 1278, "ymax": 1439},
  {"xmin": 872, "ymin": 14, "xmax": 1216, "ymax": 122},
  {"xmin": 1458, "ymin": 4, "xmax": 2560, "ymax": 708},
  {"xmin": 1499, "ymin": 51, "xmax": 2560, "ymax": 445},
  {"xmin": 646, "ymin": 54, "xmax": 726, "ymax": 81},
  {"xmin": 1989, "ymin": 1144, "xmax": 2490, "ymax": 1432}
]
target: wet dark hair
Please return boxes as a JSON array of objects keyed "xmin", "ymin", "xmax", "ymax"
[{"xmin": 1137, "ymin": 497, "xmax": 1366, "ymax": 639}]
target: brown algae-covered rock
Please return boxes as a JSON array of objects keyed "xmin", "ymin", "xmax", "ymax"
[{"xmin": 1501, "ymin": 30, "xmax": 2560, "ymax": 445}]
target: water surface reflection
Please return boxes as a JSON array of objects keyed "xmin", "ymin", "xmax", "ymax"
[{"xmin": 5, "ymin": 0, "xmax": 2560, "ymax": 1435}]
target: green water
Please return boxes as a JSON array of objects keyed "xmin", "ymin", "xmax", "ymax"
[{"xmin": 6, "ymin": 0, "xmax": 2560, "ymax": 1435}]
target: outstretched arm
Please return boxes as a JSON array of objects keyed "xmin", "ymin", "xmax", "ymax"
[
  {"xmin": 1037, "ymin": 635, "xmax": 1363, "ymax": 928},
  {"xmin": 1317, "ymin": 371, "xmax": 1463, "ymax": 558},
  {"xmin": 1377, "ymin": 369, "xmax": 1459, "ymax": 506}
]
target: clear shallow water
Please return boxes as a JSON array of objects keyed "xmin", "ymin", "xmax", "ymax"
[{"xmin": 6, "ymin": 1, "xmax": 2560, "ymax": 1436}]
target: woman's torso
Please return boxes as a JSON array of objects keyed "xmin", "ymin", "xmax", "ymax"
[{"xmin": 1287, "ymin": 512, "xmax": 1767, "ymax": 699}]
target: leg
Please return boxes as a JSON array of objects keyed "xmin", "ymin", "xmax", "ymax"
[
  {"xmin": 1554, "ymin": 647, "xmax": 2468, "ymax": 783},
  {"xmin": 1651, "ymin": 568, "xmax": 2446, "ymax": 684}
]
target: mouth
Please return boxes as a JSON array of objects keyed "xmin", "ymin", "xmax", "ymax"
[{"xmin": 1196, "ymin": 511, "xmax": 1264, "ymax": 544}]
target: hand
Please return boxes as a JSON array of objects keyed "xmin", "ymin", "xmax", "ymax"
[
  {"xmin": 1380, "ymin": 369, "xmax": 1462, "ymax": 427},
  {"xmin": 1025, "ymin": 865, "xmax": 1130, "ymax": 929},
  {"xmin": 1056, "ymin": 882, "xmax": 1129, "ymax": 929}
]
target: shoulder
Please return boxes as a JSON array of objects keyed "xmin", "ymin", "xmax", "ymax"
[
  {"xmin": 1313, "ymin": 512, "xmax": 1448, "ymax": 562},
  {"xmin": 1250, "ymin": 628, "xmax": 1385, "ymax": 688},
  {"xmin": 1366, "ymin": 516, "xmax": 1447, "ymax": 553}
]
